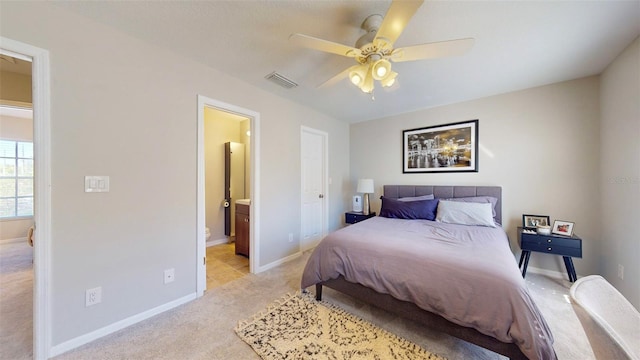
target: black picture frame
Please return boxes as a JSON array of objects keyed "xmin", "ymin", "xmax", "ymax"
[
  {"xmin": 522, "ymin": 214, "xmax": 550, "ymax": 229},
  {"xmin": 403, "ymin": 119, "xmax": 478, "ymax": 173}
]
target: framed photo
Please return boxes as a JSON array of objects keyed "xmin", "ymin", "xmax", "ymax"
[
  {"xmin": 403, "ymin": 119, "xmax": 478, "ymax": 173},
  {"xmin": 522, "ymin": 214, "xmax": 550, "ymax": 229},
  {"xmin": 552, "ymin": 220, "xmax": 575, "ymax": 237}
]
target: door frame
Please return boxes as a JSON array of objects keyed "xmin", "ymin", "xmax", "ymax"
[
  {"xmin": 196, "ymin": 95, "xmax": 260, "ymax": 296},
  {"xmin": 1, "ymin": 37, "xmax": 52, "ymax": 360},
  {"xmin": 300, "ymin": 126, "xmax": 328, "ymax": 251}
]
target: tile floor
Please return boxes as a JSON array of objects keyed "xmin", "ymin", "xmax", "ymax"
[{"xmin": 206, "ymin": 242, "xmax": 249, "ymax": 290}]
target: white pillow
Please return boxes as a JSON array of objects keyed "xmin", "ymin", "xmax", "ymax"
[{"xmin": 436, "ymin": 200, "xmax": 496, "ymax": 227}]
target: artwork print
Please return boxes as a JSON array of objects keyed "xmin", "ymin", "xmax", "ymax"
[{"xmin": 403, "ymin": 120, "xmax": 478, "ymax": 173}]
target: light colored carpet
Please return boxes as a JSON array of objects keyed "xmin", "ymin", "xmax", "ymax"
[
  {"xmin": 0, "ymin": 241, "xmax": 33, "ymax": 360},
  {"xmin": 1, "ymin": 241, "xmax": 595, "ymax": 360},
  {"xmin": 236, "ymin": 291, "xmax": 446, "ymax": 360}
]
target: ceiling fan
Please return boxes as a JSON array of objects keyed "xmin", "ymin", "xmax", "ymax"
[{"xmin": 290, "ymin": 0, "xmax": 474, "ymax": 95}]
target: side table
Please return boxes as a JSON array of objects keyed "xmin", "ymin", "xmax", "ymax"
[
  {"xmin": 518, "ymin": 226, "xmax": 582, "ymax": 282},
  {"xmin": 345, "ymin": 211, "xmax": 376, "ymax": 225}
]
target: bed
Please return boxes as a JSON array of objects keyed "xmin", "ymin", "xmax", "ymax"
[{"xmin": 301, "ymin": 185, "xmax": 556, "ymax": 360}]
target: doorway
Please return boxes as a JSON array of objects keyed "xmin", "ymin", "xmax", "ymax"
[
  {"xmin": 196, "ymin": 95, "xmax": 260, "ymax": 296},
  {"xmin": 1, "ymin": 38, "xmax": 52, "ymax": 360},
  {"xmin": 0, "ymin": 102, "xmax": 34, "ymax": 359}
]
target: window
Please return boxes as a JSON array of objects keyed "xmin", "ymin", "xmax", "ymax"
[{"xmin": 0, "ymin": 140, "xmax": 34, "ymax": 218}]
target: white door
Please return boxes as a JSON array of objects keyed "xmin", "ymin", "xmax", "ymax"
[{"xmin": 300, "ymin": 127, "xmax": 327, "ymax": 251}]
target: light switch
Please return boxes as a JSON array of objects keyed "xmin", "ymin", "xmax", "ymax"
[{"xmin": 85, "ymin": 176, "xmax": 110, "ymax": 193}]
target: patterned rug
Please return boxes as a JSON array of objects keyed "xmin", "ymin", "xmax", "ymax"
[{"xmin": 235, "ymin": 291, "xmax": 446, "ymax": 360}]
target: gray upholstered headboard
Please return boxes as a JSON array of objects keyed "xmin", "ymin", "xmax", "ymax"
[{"xmin": 383, "ymin": 185, "xmax": 502, "ymax": 225}]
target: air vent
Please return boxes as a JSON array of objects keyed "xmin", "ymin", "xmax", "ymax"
[{"xmin": 265, "ymin": 71, "xmax": 298, "ymax": 89}]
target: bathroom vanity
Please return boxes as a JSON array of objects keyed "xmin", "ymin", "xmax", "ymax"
[{"xmin": 235, "ymin": 200, "xmax": 250, "ymax": 257}]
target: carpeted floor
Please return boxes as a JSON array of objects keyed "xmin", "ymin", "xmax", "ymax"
[
  {"xmin": 0, "ymin": 240, "xmax": 34, "ymax": 360},
  {"xmin": 235, "ymin": 291, "xmax": 446, "ymax": 360},
  {"xmin": 1, "ymin": 241, "xmax": 595, "ymax": 360}
]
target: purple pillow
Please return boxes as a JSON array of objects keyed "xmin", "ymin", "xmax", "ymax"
[{"xmin": 380, "ymin": 197, "xmax": 439, "ymax": 220}]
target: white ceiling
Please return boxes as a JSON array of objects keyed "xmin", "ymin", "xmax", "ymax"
[{"xmin": 55, "ymin": 1, "xmax": 639, "ymax": 124}]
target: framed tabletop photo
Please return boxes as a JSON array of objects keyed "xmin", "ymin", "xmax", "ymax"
[
  {"xmin": 552, "ymin": 220, "xmax": 575, "ymax": 237},
  {"xmin": 403, "ymin": 119, "xmax": 478, "ymax": 173},
  {"xmin": 522, "ymin": 214, "xmax": 550, "ymax": 229}
]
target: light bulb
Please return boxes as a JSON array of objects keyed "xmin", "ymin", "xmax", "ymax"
[
  {"xmin": 349, "ymin": 64, "xmax": 368, "ymax": 87},
  {"xmin": 350, "ymin": 73, "xmax": 362, "ymax": 85},
  {"xmin": 371, "ymin": 59, "xmax": 391, "ymax": 81}
]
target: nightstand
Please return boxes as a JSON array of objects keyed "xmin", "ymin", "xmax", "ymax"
[
  {"xmin": 518, "ymin": 227, "xmax": 582, "ymax": 282},
  {"xmin": 345, "ymin": 211, "xmax": 376, "ymax": 224}
]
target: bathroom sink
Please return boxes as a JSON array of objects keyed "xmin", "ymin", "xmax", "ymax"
[{"xmin": 236, "ymin": 199, "xmax": 251, "ymax": 206}]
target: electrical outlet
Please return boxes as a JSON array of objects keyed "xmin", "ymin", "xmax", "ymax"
[
  {"xmin": 288, "ymin": 233, "xmax": 293, "ymax": 242},
  {"xmin": 164, "ymin": 268, "xmax": 175, "ymax": 284},
  {"xmin": 618, "ymin": 264, "xmax": 624, "ymax": 279},
  {"xmin": 86, "ymin": 287, "xmax": 102, "ymax": 307}
]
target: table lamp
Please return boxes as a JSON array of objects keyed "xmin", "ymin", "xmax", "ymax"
[{"xmin": 357, "ymin": 179, "xmax": 374, "ymax": 215}]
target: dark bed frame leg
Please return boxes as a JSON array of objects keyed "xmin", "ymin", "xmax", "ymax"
[{"xmin": 315, "ymin": 284, "xmax": 323, "ymax": 301}]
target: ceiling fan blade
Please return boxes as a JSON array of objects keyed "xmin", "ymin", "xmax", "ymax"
[
  {"xmin": 374, "ymin": 0, "xmax": 424, "ymax": 47},
  {"xmin": 289, "ymin": 33, "xmax": 361, "ymax": 58},
  {"xmin": 317, "ymin": 65, "xmax": 358, "ymax": 89},
  {"xmin": 391, "ymin": 38, "xmax": 475, "ymax": 62}
]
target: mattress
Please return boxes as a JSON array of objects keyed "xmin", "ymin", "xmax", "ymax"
[{"xmin": 301, "ymin": 216, "xmax": 556, "ymax": 360}]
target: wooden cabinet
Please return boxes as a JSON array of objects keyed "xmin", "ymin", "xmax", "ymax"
[{"xmin": 235, "ymin": 204, "xmax": 249, "ymax": 257}]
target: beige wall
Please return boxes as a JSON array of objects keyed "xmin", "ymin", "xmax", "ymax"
[
  {"xmin": 350, "ymin": 76, "xmax": 601, "ymax": 277},
  {"xmin": 0, "ymin": 71, "xmax": 31, "ymax": 103},
  {"xmin": 240, "ymin": 119, "xmax": 251, "ymax": 198},
  {"xmin": 600, "ymin": 36, "xmax": 639, "ymax": 308},
  {"xmin": 0, "ymin": 114, "xmax": 32, "ymax": 140},
  {"xmin": 1, "ymin": 1, "xmax": 350, "ymax": 350}
]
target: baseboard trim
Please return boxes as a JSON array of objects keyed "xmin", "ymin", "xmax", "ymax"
[
  {"xmin": 257, "ymin": 251, "xmax": 301, "ymax": 273},
  {"xmin": 0, "ymin": 236, "xmax": 27, "ymax": 245},
  {"xmin": 49, "ymin": 292, "xmax": 197, "ymax": 357},
  {"xmin": 206, "ymin": 238, "xmax": 228, "ymax": 247}
]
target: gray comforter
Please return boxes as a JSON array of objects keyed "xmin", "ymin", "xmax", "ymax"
[{"xmin": 301, "ymin": 216, "xmax": 556, "ymax": 360}]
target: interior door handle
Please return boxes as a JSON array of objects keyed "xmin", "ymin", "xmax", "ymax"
[{"xmin": 318, "ymin": 194, "xmax": 324, "ymax": 199}]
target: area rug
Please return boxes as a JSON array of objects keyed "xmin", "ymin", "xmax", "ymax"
[{"xmin": 235, "ymin": 291, "xmax": 446, "ymax": 360}]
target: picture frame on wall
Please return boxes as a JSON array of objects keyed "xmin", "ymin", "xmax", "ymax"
[
  {"xmin": 552, "ymin": 220, "xmax": 575, "ymax": 237},
  {"xmin": 403, "ymin": 119, "xmax": 478, "ymax": 173},
  {"xmin": 522, "ymin": 214, "xmax": 550, "ymax": 229}
]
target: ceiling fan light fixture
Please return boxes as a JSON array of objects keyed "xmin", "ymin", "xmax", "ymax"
[
  {"xmin": 371, "ymin": 58, "xmax": 391, "ymax": 80},
  {"xmin": 290, "ymin": 0, "xmax": 475, "ymax": 97},
  {"xmin": 360, "ymin": 69, "xmax": 375, "ymax": 93},
  {"xmin": 380, "ymin": 71, "xmax": 398, "ymax": 87},
  {"xmin": 349, "ymin": 64, "xmax": 368, "ymax": 86},
  {"xmin": 350, "ymin": 73, "xmax": 363, "ymax": 86}
]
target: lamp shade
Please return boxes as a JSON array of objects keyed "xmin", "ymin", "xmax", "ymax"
[
  {"xmin": 380, "ymin": 71, "xmax": 398, "ymax": 87},
  {"xmin": 349, "ymin": 64, "xmax": 368, "ymax": 86},
  {"xmin": 371, "ymin": 59, "xmax": 391, "ymax": 80},
  {"xmin": 357, "ymin": 179, "xmax": 374, "ymax": 193}
]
